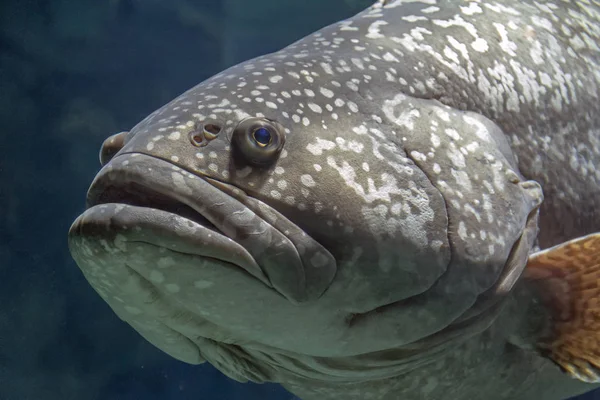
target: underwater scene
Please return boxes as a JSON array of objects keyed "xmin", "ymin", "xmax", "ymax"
[{"xmin": 1, "ymin": 0, "xmax": 600, "ymax": 399}]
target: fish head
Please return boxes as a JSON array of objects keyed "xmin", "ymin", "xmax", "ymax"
[{"xmin": 69, "ymin": 48, "xmax": 545, "ymax": 374}]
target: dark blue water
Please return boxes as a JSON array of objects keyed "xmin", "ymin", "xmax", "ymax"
[{"xmin": 0, "ymin": 0, "xmax": 598, "ymax": 399}]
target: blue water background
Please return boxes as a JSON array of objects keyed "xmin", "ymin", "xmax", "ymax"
[{"xmin": 0, "ymin": 0, "xmax": 598, "ymax": 399}]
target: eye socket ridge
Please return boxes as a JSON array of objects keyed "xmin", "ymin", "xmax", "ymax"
[{"xmin": 232, "ymin": 117, "xmax": 286, "ymax": 166}]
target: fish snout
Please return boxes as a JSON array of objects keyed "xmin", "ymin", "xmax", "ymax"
[{"xmin": 81, "ymin": 152, "xmax": 337, "ymax": 304}]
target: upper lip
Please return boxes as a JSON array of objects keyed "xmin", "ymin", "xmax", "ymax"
[
  {"xmin": 82, "ymin": 152, "xmax": 274, "ymax": 286},
  {"xmin": 79, "ymin": 152, "xmax": 336, "ymax": 304},
  {"xmin": 87, "ymin": 157, "xmax": 218, "ymax": 231}
]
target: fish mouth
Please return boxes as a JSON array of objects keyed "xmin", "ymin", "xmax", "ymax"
[{"xmin": 68, "ymin": 152, "xmax": 336, "ymax": 304}]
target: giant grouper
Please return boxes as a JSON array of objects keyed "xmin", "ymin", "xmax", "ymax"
[{"xmin": 68, "ymin": 0, "xmax": 600, "ymax": 398}]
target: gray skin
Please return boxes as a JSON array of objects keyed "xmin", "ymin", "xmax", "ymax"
[{"xmin": 68, "ymin": 0, "xmax": 600, "ymax": 399}]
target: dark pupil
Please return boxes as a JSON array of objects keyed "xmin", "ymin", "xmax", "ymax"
[{"xmin": 253, "ymin": 127, "xmax": 272, "ymax": 145}]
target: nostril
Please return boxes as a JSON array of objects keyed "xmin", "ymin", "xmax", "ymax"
[
  {"xmin": 99, "ymin": 131, "xmax": 128, "ymax": 166},
  {"xmin": 189, "ymin": 130, "xmax": 205, "ymax": 147},
  {"xmin": 203, "ymin": 123, "xmax": 222, "ymax": 138},
  {"xmin": 189, "ymin": 122, "xmax": 222, "ymax": 147}
]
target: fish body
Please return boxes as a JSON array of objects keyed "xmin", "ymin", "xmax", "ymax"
[{"xmin": 69, "ymin": 0, "xmax": 600, "ymax": 399}]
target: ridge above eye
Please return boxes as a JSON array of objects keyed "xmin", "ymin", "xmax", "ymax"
[{"xmin": 232, "ymin": 117, "xmax": 286, "ymax": 166}]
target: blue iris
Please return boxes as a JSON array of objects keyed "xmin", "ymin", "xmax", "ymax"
[{"xmin": 253, "ymin": 127, "xmax": 272, "ymax": 146}]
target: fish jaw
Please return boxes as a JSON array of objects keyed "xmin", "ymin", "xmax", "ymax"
[{"xmin": 69, "ymin": 152, "xmax": 337, "ymax": 305}]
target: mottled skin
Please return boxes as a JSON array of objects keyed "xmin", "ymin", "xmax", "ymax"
[{"xmin": 68, "ymin": 0, "xmax": 600, "ymax": 399}]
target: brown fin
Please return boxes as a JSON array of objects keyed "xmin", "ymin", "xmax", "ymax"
[{"xmin": 523, "ymin": 233, "xmax": 600, "ymax": 382}]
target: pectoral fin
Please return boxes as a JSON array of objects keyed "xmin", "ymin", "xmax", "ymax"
[{"xmin": 524, "ymin": 233, "xmax": 600, "ymax": 383}]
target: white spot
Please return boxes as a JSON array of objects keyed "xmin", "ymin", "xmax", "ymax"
[
  {"xmin": 494, "ymin": 23, "xmax": 517, "ymax": 56},
  {"xmin": 472, "ymin": 38, "xmax": 489, "ymax": 52},
  {"xmin": 366, "ymin": 20, "xmax": 388, "ymax": 39},
  {"xmin": 463, "ymin": 115, "xmax": 491, "ymax": 142},
  {"xmin": 124, "ymin": 306, "xmax": 142, "ymax": 315},
  {"xmin": 306, "ymin": 138, "xmax": 335, "ymax": 155},
  {"xmin": 320, "ymin": 62, "xmax": 334, "ymax": 75},
  {"xmin": 165, "ymin": 283, "xmax": 180, "ymax": 293},
  {"xmin": 171, "ymin": 172, "xmax": 193, "ymax": 195},
  {"xmin": 194, "ymin": 280, "xmax": 214, "ymax": 289},
  {"xmin": 531, "ymin": 16, "xmax": 554, "ymax": 32},
  {"xmin": 421, "ymin": 6, "xmax": 440, "ymax": 13},
  {"xmin": 410, "ymin": 151, "xmax": 428, "ymax": 162},
  {"xmin": 305, "ymin": 89, "xmax": 315, "ymax": 97},
  {"xmin": 320, "ymin": 87, "xmax": 334, "ymax": 98},
  {"xmin": 150, "ymin": 270, "xmax": 165, "ymax": 283},
  {"xmin": 347, "ymin": 101, "xmax": 359, "ymax": 113},
  {"xmin": 461, "ymin": 3, "xmax": 482, "ymax": 15},
  {"xmin": 383, "ymin": 52, "xmax": 399, "ymax": 62},
  {"xmin": 308, "ymin": 103, "xmax": 323, "ymax": 113},
  {"xmin": 445, "ymin": 128, "xmax": 460, "ymax": 141},
  {"xmin": 301, "ymin": 175, "xmax": 316, "ymax": 187},
  {"xmin": 530, "ymin": 40, "xmax": 544, "ymax": 65},
  {"xmin": 458, "ymin": 221, "xmax": 468, "ymax": 240}
]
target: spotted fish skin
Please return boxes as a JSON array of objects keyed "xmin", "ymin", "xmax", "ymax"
[{"xmin": 69, "ymin": 0, "xmax": 600, "ymax": 399}]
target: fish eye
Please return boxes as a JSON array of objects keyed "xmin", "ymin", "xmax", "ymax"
[
  {"xmin": 252, "ymin": 127, "xmax": 272, "ymax": 147},
  {"xmin": 232, "ymin": 117, "xmax": 285, "ymax": 166}
]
